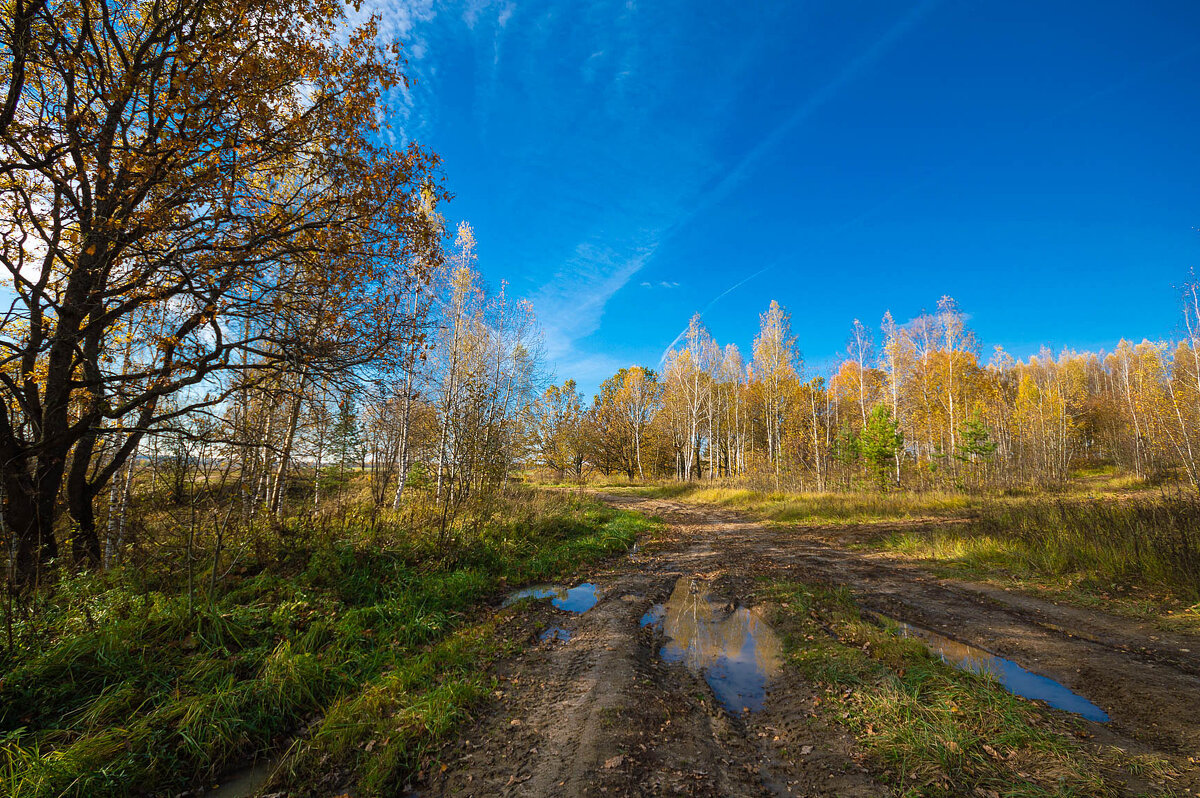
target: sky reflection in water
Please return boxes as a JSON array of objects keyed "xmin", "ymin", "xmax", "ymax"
[
  {"xmin": 891, "ymin": 620, "xmax": 1109, "ymax": 723},
  {"xmin": 502, "ymin": 583, "xmax": 602, "ymax": 614},
  {"xmin": 643, "ymin": 578, "xmax": 782, "ymax": 714}
]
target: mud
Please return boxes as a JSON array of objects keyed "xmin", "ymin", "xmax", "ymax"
[
  {"xmin": 539, "ymin": 626, "xmax": 572, "ymax": 643},
  {"xmin": 422, "ymin": 495, "xmax": 1200, "ymax": 796}
]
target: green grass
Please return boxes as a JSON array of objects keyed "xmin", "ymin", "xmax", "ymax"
[
  {"xmin": 763, "ymin": 580, "xmax": 1168, "ymax": 797},
  {"xmin": 275, "ymin": 618, "xmax": 506, "ymax": 794},
  {"xmin": 0, "ymin": 492, "xmax": 661, "ymax": 797}
]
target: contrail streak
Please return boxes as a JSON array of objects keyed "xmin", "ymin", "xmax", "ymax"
[
  {"xmin": 655, "ymin": 0, "xmax": 943, "ymax": 366},
  {"xmin": 657, "ymin": 35, "xmax": 1200, "ymax": 370},
  {"xmin": 682, "ymin": 0, "xmax": 942, "ymax": 226},
  {"xmin": 656, "ymin": 264, "xmax": 775, "ymax": 361}
]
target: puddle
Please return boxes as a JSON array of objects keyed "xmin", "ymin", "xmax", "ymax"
[
  {"xmin": 887, "ymin": 619, "xmax": 1110, "ymax": 723},
  {"xmin": 539, "ymin": 626, "xmax": 571, "ymax": 642},
  {"xmin": 642, "ymin": 577, "xmax": 782, "ymax": 714},
  {"xmin": 503, "ymin": 586, "xmax": 561, "ymax": 605},
  {"xmin": 502, "ymin": 582, "xmax": 602, "ymax": 613},
  {"xmin": 200, "ymin": 758, "xmax": 278, "ymax": 797},
  {"xmin": 639, "ymin": 605, "xmax": 665, "ymax": 628}
]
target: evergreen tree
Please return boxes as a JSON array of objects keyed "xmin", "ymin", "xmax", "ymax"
[
  {"xmin": 956, "ymin": 411, "xmax": 997, "ymax": 463},
  {"xmin": 833, "ymin": 423, "xmax": 861, "ymax": 488},
  {"xmin": 859, "ymin": 406, "xmax": 904, "ymax": 490},
  {"xmin": 331, "ymin": 396, "xmax": 364, "ymax": 487}
]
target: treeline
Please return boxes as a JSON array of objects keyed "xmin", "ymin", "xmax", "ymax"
[
  {"xmin": 535, "ymin": 291, "xmax": 1200, "ymax": 491},
  {"xmin": 228, "ymin": 221, "xmax": 541, "ymax": 526},
  {"xmin": 0, "ymin": 0, "xmax": 540, "ymax": 587}
]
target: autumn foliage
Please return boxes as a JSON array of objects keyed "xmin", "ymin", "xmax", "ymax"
[
  {"xmin": 538, "ymin": 292, "xmax": 1200, "ymax": 493},
  {"xmin": 0, "ymin": 0, "xmax": 445, "ymax": 580}
]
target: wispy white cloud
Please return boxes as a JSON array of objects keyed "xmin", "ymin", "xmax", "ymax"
[
  {"xmin": 347, "ymin": 0, "xmax": 677, "ymax": 382},
  {"xmin": 352, "ymin": 0, "xmax": 435, "ymax": 42},
  {"xmin": 533, "ymin": 238, "xmax": 658, "ymax": 360},
  {"xmin": 482, "ymin": 1, "xmax": 716, "ymax": 382},
  {"xmin": 353, "ymin": 0, "xmax": 517, "ymax": 142},
  {"xmin": 346, "ymin": 1, "xmax": 762, "ymax": 389},
  {"xmin": 582, "ymin": 49, "xmax": 607, "ymax": 83},
  {"xmin": 344, "ymin": 0, "xmax": 436, "ymax": 143},
  {"xmin": 547, "ymin": 351, "xmax": 628, "ymax": 396}
]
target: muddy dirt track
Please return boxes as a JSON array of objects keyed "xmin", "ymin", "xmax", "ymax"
[{"xmin": 423, "ymin": 495, "xmax": 1200, "ymax": 797}]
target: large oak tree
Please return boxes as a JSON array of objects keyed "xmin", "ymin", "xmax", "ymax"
[{"xmin": 0, "ymin": 0, "xmax": 444, "ymax": 580}]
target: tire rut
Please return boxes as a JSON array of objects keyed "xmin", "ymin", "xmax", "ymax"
[{"xmin": 422, "ymin": 495, "xmax": 1200, "ymax": 795}]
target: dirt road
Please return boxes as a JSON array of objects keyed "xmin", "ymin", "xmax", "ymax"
[{"xmin": 423, "ymin": 496, "xmax": 1200, "ymax": 796}]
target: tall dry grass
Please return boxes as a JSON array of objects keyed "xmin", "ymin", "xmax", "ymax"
[{"xmin": 885, "ymin": 494, "xmax": 1200, "ymax": 601}]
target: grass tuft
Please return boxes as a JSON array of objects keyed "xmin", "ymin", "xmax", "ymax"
[
  {"xmin": 873, "ymin": 494, "xmax": 1200, "ymax": 624},
  {"xmin": 763, "ymin": 580, "xmax": 1139, "ymax": 796},
  {"xmin": 0, "ymin": 490, "xmax": 661, "ymax": 797}
]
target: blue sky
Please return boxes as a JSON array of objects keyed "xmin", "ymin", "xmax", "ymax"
[{"xmin": 364, "ymin": 0, "xmax": 1200, "ymax": 396}]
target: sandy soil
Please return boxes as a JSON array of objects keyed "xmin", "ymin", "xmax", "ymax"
[{"xmin": 420, "ymin": 495, "xmax": 1200, "ymax": 797}]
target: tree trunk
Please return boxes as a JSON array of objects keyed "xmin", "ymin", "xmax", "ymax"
[
  {"xmin": 268, "ymin": 371, "xmax": 308, "ymax": 515},
  {"xmin": 392, "ymin": 377, "xmax": 415, "ymax": 509},
  {"xmin": 5, "ymin": 465, "xmax": 56, "ymax": 586}
]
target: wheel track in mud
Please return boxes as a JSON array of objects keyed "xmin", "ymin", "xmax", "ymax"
[{"xmin": 422, "ymin": 495, "xmax": 1200, "ymax": 796}]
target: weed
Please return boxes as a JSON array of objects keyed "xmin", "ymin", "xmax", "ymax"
[
  {"xmin": 632, "ymin": 479, "xmax": 1200, "ymax": 621},
  {"xmin": 874, "ymin": 494, "xmax": 1200, "ymax": 617},
  {"xmin": 764, "ymin": 581, "xmax": 1137, "ymax": 796},
  {"xmin": 0, "ymin": 491, "xmax": 660, "ymax": 797}
]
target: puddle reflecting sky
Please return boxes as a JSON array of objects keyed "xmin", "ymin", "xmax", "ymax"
[
  {"xmin": 503, "ymin": 586, "xmax": 560, "ymax": 606},
  {"xmin": 643, "ymin": 578, "xmax": 782, "ymax": 714},
  {"xmin": 502, "ymin": 583, "xmax": 602, "ymax": 614},
  {"xmin": 891, "ymin": 620, "xmax": 1110, "ymax": 723},
  {"xmin": 539, "ymin": 626, "xmax": 571, "ymax": 642},
  {"xmin": 202, "ymin": 759, "xmax": 277, "ymax": 798}
]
